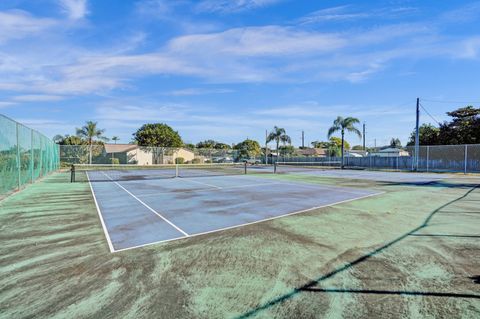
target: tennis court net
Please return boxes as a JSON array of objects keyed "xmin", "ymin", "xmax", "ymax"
[
  {"xmin": 71, "ymin": 163, "xmax": 248, "ymax": 182},
  {"xmin": 274, "ymin": 161, "xmax": 341, "ymax": 173}
]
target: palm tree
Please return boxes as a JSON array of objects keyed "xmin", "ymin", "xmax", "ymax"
[
  {"xmin": 327, "ymin": 117, "xmax": 362, "ymax": 169},
  {"xmin": 267, "ymin": 126, "xmax": 291, "ymax": 159},
  {"xmin": 111, "ymin": 136, "xmax": 120, "ymax": 144},
  {"xmin": 76, "ymin": 121, "xmax": 108, "ymax": 164},
  {"xmin": 280, "ymin": 134, "xmax": 292, "ymax": 156}
]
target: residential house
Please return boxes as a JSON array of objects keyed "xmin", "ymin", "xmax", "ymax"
[
  {"xmin": 103, "ymin": 144, "xmax": 197, "ymax": 164},
  {"xmin": 368, "ymin": 147, "xmax": 410, "ymax": 157}
]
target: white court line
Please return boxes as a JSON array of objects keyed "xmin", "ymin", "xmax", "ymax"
[
  {"xmin": 112, "ymin": 190, "xmax": 385, "ymax": 253},
  {"xmin": 100, "ymin": 172, "xmax": 189, "ymax": 238},
  {"xmin": 86, "ymin": 172, "xmax": 115, "ymax": 253}
]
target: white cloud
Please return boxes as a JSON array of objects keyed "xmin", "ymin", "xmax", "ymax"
[
  {"xmin": 196, "ymin": 0, "xmax": 282, "ymax": 13},
  {"xmin": 298, "ymin": 6, "xmax": 370, "ymax": 24},
  {"xmin": 15, "ymin": 118, "xmax": 74, "ymax": 136},
  {"xmin": 168, "ymin": 88, "xmax": 234, "ymax": 96},
  {"xmin": 457, "ymin": 37, "xmax": 480, "ymax": 59},
  {"xmin": 441, "ymin": 1, "xmax": 480, "ymax": 23},
  {"xmin": 0, "ymin": 3, "xmax": 478, "ymax": 97},
  {"xmin": 0, "ymin": 10, "xmax": 55, "ymax": 43},
  {"xmin": 58, "ymin": 0, "xmax": 89, "ymax": 20},
  {"xmin": 12, "ymin": 94, "xmax": 65, "ymax": 102},
  {"xmin": 0, "ymin": 101, "xmax": 17, "ymax": 108},
  {"xmin": 168, "ymin": 26, "xmax": 346, "ymax": 57}
]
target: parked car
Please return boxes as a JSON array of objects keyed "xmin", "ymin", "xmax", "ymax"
[
  {"xmin": 213, "ymin": 157, "xmax": 234, "ymax": 163},
  {"xmin": 243, "ymin": 158, "xmax": 261, "ymax": 165}
]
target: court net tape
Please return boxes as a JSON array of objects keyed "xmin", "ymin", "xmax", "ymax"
[{"xmin": 71, "ymin": 163, "xmax": 248, "ymax": 182}]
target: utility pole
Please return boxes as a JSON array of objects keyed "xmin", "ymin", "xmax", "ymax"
[
  {"xmin": 265, "ymin": 129, "xmax": 268, "ymax": 165},
  {"xmin": 362, "ymin": 123, "xmax": 366, "ymax": 151},
  {"xmin": 301, "ymin": 131, "xmax": 304, "ymax": 148},
  {"xmin": 415, "ymin": 97, "xmax": 420, "ymax": 171}
]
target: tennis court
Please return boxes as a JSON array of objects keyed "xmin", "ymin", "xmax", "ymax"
[{"xmin": 81, "ymin": 165, "xmax": 382, "ymax": 252}]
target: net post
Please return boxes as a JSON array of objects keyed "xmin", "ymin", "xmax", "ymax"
[
  {"xmin": 244, "ymin": 161, "xmax": 247, "ymax": 174},
  {"xmin": 274, "ymin": 162, "xmax": 277, "ymax": 174},
  {"xmin": 464, "ymin": 144, "xmax": 468, "ymax": 174},
  {"xmin": 175, "ymin": 164, "xmax": 179, "ymax": 178},
  {"xmin": 70, "ymin": 164, "xmax": 75, "ymax": 183}
]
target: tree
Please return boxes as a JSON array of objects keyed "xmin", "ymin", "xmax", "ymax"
[
  {"xmin": 311, "ymin": 138, "xmax": 349, "ymax": 157},
  {"xmin": 407, "ymin": 124, "xmax": 440, "ymax": 146},
  {"xmin": 196, "ymin": 140, "xmax": 217, "ymax": 149},
  {"xmin": 311, "ymin": 141, "xmax": 330, "ymax": 148},
  {"xmin": 111, "ymin": 136, "xmax": 120, "ymax": 144},
  {"xmin": 407, "ymin": 106, "xmax": 480, "ymax": 146},
  {"xmin": 76, "ymin": 121, "xmax": 108, "ymax": 164},
  {"xmin": 327, "ymin": 116, "xmax": 362, "ymax": 168},
  {"xmin": 53, "ymin": 134, "xmax": 64, "ymax": 144},
  {"xmin": 184, "ymin": 143, "xmax": 196, "ymax": 150},
  {"xmin": 329, "ymin": 137, "xmax": 350, "ymax": 150},
  {"xmin": 55, "ymin": 135, "xmax": 84, "ymax": 145},
  {"xmin": 327, "ymin": 143, "xmax": 341, "ymax": 157},
  {"xmin": 352, "ymin": 145, "xmax": 364, "ymax": 150},
  {"xmin": 390, "ymin": 138, "xmax": 402, "ymax": 148},
  {"xmin": 279, "ymin": 145, "xmax": 295, "ymax": 157},
  {"xmin": 196, "ymin": 140, "xmax": 231, "ymax": 149},
  {"xmin": 234, "ymin": 139, "xmax": 261, "ymax": 160},
  {"xmin": 133, "ymin": 123, "xmax": 183, "ymax": 164},
  {"xmin": 439, "ymin": 106, "xmax": 480, "ymax": 144},
  {"xmin": 267, "ymin": 126, "xmax": 291, "ymax": 157},
  {"xmin": 214, "ymin": 142, "xmax": 231, "ymax": 150},
  {"xmin": 133, "ymin": 123, "xmax": 183, "ymax": 147}
]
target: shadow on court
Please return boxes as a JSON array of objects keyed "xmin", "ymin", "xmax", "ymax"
[{"xmin": 236, "ymin": 184, "xmax": 480, "ymax": 319}]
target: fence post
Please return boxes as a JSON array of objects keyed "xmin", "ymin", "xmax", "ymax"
[
  {"xmin": 16, "ymin": 123, "xmax": 21, "ymax": 190},
  {"xmin": 464, "ymin": 144, "xmax": 468, "ymax": 174},
  {"xmin": 30, "ymin": 129, "xmax": 34, "ymax": 183},
  {"xmin": 426, "ymin": 146, "xmax": 429, "ymax": 172}
]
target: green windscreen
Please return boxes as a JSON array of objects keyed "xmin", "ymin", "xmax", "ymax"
[{"xmin": 0, "ymin": 114, "xmax": 60, "ymax": 199}]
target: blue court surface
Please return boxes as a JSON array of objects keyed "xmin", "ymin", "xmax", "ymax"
[
  {"xmin": 277, "ymin": 167, "xmax": 454, "ymax": 183},
  {"xmin": 88, "ymin": 174, "xmax": 382, "ymax": 252}
]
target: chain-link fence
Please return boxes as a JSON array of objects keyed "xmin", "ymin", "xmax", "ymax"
[
  {"xmin": 58, "ymin": 143, "xmax": 480, "ymax": 173},
  {"xmin": 275, "ymin": 144, "xmax": 480, "ymax": 173},
  {"xmin": 60, "ymin": 145, "xmax": 259, "ymax": 166},
  {"xmin": 0, "ymin": 114, "xmax": 60, "ymax": 199},
  {"xmin": 406, "ymin": 145, "xmax": 480, "ymax": 173}
]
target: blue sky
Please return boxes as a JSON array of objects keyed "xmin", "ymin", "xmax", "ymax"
[{"xmin": 1, "ymin": 0, "xmax": 480, "ymax": 147}]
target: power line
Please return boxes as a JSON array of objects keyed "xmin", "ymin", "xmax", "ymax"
[
  {"xmin": 421, "ymin": 98, "xmax": 480, "ymax": 104},
  {"xmin": 419, "ymin": 102, "xmax": 441, "ymax": 125}
]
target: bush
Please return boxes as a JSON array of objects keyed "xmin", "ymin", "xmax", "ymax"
[
  {"xmin": 111, "ymin": 158, "xmax": 120, "ymax": 165},
  {"xmin": 175, "ymin": 157, "xmax": 185, "ymax": 164},
  {"xmin": 192, "ymin": 158, "xmax": 202, "ymax": 164}
]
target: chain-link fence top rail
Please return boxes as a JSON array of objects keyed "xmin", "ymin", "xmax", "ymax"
[{"xmin": 0, "ymin": 114, "xmax": 60, "ymax": 199}]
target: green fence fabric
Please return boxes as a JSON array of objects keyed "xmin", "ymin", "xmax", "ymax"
[{"xmin": 0, "ymin": 114, "xmax": 59, "ymax": 199}]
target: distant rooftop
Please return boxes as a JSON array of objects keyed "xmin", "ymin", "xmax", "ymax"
[{"xmin": 104, "ymin": 144, "xmax": 138, "ymax": 154}]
